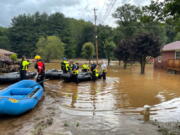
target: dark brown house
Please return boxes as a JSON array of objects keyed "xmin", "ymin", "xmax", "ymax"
[{"xmin": 154, "ymin": 41, "xmax": 180, "ymax": 71}]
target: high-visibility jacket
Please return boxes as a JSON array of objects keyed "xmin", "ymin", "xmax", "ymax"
[
  {"xmin": 63, "ymin": 60, "xmax": 69, "ymax": 71},
  {"xmin": 93, "ymin": 69, "xmax": 99, "ymax": 77},
  {"xmin": 82, "ymin": 64, "xmax": 89, "ymax": 70},
  {"xmin": 21, "ymin": 60, "xmax": 30, "ymax": 71},
  {"xmin": 73, "ymin": 69, "xmax": 79, "ymax": 75}
]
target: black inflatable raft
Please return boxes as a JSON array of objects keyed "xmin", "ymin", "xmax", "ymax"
[
  {"xmin": 62, "ymin": 72, "xmax": 93, "ymax": 82},
  {"xmin": 45, "ymin": 69, "xmax": 63, "ymax": 79},
  {"xmin": 0, "ymin": 72, "xmax": 36, "ymax": 84}
]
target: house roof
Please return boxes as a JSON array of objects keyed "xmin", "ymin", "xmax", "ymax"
[
  {"xmin": 162, "ymin": 41, "xmax": 180, "ymax": 51},
  {"xmin": 0, "ymin": 49, "xmax": 16, "ymax": 56},
  {"xmin": 0, "ymin": 55, "xmax": 12, "ymax": 62}
]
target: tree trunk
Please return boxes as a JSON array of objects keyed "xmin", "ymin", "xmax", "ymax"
[
  {"xmin": 140, "ymin": 57, "xmax": 146, "ymax": 74},
  {"xmin": 123, "ymin": 61, "xmax": 127, "ymax": 69},
  {"xmin": 119, "ymin": 60, "xmax": 121, "ymax": 66},
  {"xmin": 108, "ymin": 57, "xmax": 110, "ymax": 66}
]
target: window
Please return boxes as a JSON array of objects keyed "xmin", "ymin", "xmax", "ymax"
[{"xmin": 175, "ymin": 51, "xmax": 180, "ymax": 59}]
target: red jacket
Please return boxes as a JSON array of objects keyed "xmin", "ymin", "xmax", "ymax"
[{"xmin": 35, "ymin": 60, "xmax": 45, "ymax": 74}]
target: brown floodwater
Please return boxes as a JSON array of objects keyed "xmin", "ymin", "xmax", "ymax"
[{"xmin": 0, "ymin": 62, "xmax": 180, "ymax": 134}]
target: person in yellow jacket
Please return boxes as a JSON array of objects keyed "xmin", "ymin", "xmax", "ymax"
[
  {"xmin": 92, "ymin": 66, "xmax": 99, "ymax": 81},
  {"xmin": 82, "ymin": 63, "xmax": 89, "ymax": 72},
  {"xmin": 72, "ymin": 66, "xmax": 79, "ymax": 83},
  {"xmin": 61, "ymin": 57, "xmax": 69, "ymax": 73},
  {"xmin": 19, "ymin": 56, "xmax": 30, "ymax": 80}
]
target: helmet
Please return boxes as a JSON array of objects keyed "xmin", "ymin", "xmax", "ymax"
[
  {"xmin": 34, "ymin": 55, "xmax": 41, "ymax": 60},
  {"xmin": 63, "ymin": 57, "xmax": 67, "ymax": 60}
]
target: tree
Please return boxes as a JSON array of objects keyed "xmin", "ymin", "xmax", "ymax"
[
  {"xmin": 97, "ymin": 25, "xmax": 113, "ymax": 58},
  {"xmin": 164, "ymin": 0, "xmax": 180, "ymax": 32},
  {"xmin": 36, "ymin": 36, "xmax": 64, "ymax": 62},
  {"xmin": 165, "ymin": 0, "xmax": 180, "ymax": 16},
  {"xmin": 104, "ymin": 40, "xmax": 116, "ymax": 66},
  {"xmin": 114, "ymin": 39, "xmax": 133, "ymax": 69},
  {"xmin": 81, "ymin": 42, "xmax": 95, "ymax": 63},
  {"xmin": 0, "ymin": 27, "xmax": 11, "ymax": 50},
  {"xmin": 10, "ymin": 54, "xmax": 18, "ymax": 62},
  {"xmin": 113, "ymin": 4, "xmax": 142, "ymax": 39},
  {"xmin": 132, "ymin": 33, "xmax": 161, "ymax": 74},
  {"xmin": 174, "ymin": 32, "xmax": 180, "ymax": 40}
]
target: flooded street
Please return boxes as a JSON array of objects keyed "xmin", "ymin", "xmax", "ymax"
[{"xmin": 0, "ymin": 63, "xmax": 180, "ymax": 135}]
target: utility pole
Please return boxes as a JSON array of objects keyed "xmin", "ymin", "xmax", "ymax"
[{"xmin": 94, "ymin": 8, "xmax": 99, "ymax": 65}]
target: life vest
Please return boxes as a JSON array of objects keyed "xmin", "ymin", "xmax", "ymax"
[
  {"xmin": 21, "ymin": 60, "xmax": 30, "ymax": 71},
  {"xmin": 37, "ymin": 61, "xmax": 45, "ymax": 74},
  {"xmin": 63, "ymin": 60, "xmax": 69, "ymax": 71},
  {"xmin": 93, "ymin": 69, "xmax": 99, "ymax": 77},
  {"xmin": 73, "ymin": 69, "xmax": 79, "ymax": 75},
  {"xmin": 82, "ymin": 64, "xmax": 89, "ymax": 70}
]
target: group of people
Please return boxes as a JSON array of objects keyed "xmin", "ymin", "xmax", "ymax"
[
  {"xmin": 61, "ymin": 58, "xmax": 107, "ymax": 81},
  {"xmin": 19, "ymin": 55, "xmax": 45, "ymax": 87},
  {"xmin": 19, "ymin": 56, "xmax": 107, "ymax": 87}
]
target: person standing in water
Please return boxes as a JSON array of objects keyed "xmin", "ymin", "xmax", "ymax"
[
  {"xmin": 34, "ymin": 55, "xmax": 45, "ymax": 88},
  {"xmin": 19, "ymin": 56, "xmax": 30, "ymax": 80},
  {"xmin": 101, "ymin": 61, "xmax": 107, "ymax": 80}
]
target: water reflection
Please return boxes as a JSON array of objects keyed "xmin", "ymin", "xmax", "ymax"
[
  {"xmin": 1, "ymin": 64, "xmax": 180, "ymax": 122},
  {"xmin": 44, "ymin": 64, "xmax": 180, "ymax": 122}
]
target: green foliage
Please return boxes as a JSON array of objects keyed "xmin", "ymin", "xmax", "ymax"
[
  {"xmin": 1, "ymin": 1, "xmax": 179, "ymax": 60},
  {"xmin": 81, "ymin": 42, "xmax": 95, "ymax": 61},
  {"xmin": 165, "ymin": 0, "xmax": 180, "ymax": 16},
  {"xmin": 36, "ymin": 36, "xmax": 64, "ymax": 62},
  {"xmin": 10, "ymin": 54, "xmax": 18, "ymax": 62},
  {"xmin": 0, "ymin": 36, "xmax": 10, "ymax": 50},
  {"xmin": 114, "ymin": 39, "xmax": 133, "ymax": 69},
  {"xmin": 0, "ymin": 27, "xmax": 11, "ymax": 50},
  {"xmin": 174, "ymin": 32, "xmax": 180, "ymax": 41},
  {"xmin": 97, "ymin": 25, "xmax": 113, "ymax": 58},
  {"xmin": 104, "ymin": 40, "xmax": 116, "ymax": 65},
  {"xmin": 113, "ymin": 4, "xmax": 142, "ymax": 39}
]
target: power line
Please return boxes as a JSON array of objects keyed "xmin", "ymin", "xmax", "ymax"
[
  {"xmin": 97, "ymin": 0, "xmax": 108, "ymax": 24},
  {"xmin": 101, "ymin": 0, "xmax": 117, "ymax": 25},
  {"xmin": 103, "ymin": 0, "xmax": 117, "ymax": 23}
]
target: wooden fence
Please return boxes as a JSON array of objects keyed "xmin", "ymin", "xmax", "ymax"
[{"xmin": 167, "ymin": 59, "xmax": 180, "ymax": 71}]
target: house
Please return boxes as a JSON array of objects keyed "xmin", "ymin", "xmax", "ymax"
[
  {"xmin": 0, "ymin": 49, "xmax": 18, "ymax": 72},
  {"xmin": 154, "ymin": 41, "xmax": 180, "ymax": 71}
]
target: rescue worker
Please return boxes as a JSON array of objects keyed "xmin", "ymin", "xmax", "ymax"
[
  {"xmin": 19, "ymin": 56, "xmax": 30, "ymax": 80},
  {"xmin": 61, "ymin": 58, "xmax": 69, "ymax": 73},
  {"xmin": 82, "ymin": 63, "xmax": 89, "ymax": 72},
  {"xmin": 76, "ymin": 63, "xmax": 79, "ymax": 70},
  {"xmin": 92, "ymin": 65, "xmax": 99, "ymax": 81},
  {"xmin": 72, "ymin": 63, "xmax": 79, "ymax": 83},
  {"xmin": 69, "ymin": 60, "xmax": 75, "ymax": 72},
  {"xmin": 90, "ymin": 62, "xmax": 97, "ymax": 72},
  {"xmin": 101, "ymin": 61, "xmax": 107, "ymax": 80},
  {"xmin": 34, "ymin": 55, "xmax": 45, "ymax": 88}
]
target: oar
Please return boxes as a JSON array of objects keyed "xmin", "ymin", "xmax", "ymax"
[{"xmin": 30, "ymin": 79, "xmax": 49, "ymax": 88}]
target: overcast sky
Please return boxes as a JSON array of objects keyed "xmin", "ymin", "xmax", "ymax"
[{"xmin": 0, "ymin": 0, "xmax": 151, "ymax": 27}]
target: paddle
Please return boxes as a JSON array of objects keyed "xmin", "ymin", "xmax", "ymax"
[{"xmin": 30, "ymin": 79, "xmax": 49, "ymax": 88}]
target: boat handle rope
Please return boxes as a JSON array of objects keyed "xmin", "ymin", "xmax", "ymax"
[
  {"xmin": 0, "ymin": 96, "xmax": 39, "ymax": 101},
  {"xmin": 0, "ymin": 87, "xmax": 41, "ymax": 101},
  {"xmin": 0, "ymin": 79, "xmax": 48, "ymax": 100}
]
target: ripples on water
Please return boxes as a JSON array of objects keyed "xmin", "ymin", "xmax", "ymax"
[
  {"xmin": 43, "ymin": 64, "xmax": 180, "ymax": 122},
  {"xmin": 1, "ymin": 63, "xmax": 180, "ymax": 123}
]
